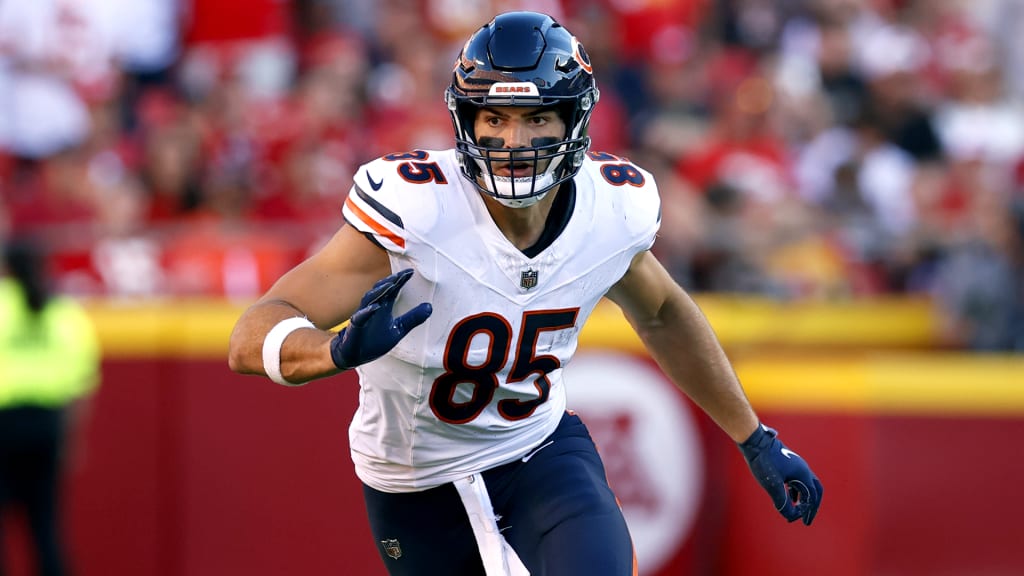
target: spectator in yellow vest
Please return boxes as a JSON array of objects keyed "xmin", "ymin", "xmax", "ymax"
[{"xmin": 0, "ymin": 236, "xmax": 100, "ymax": 576}]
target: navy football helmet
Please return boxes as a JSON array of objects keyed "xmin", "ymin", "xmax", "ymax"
[{"xmin": 445, "ymin": 11, "xmax": 599, "ymax": 207}]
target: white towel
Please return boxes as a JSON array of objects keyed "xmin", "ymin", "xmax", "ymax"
[{"xmin": 453, "ymin": 474, "xmax": 530, "ymax": 576}]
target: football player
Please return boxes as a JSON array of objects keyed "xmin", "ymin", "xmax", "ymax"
[{"xmin": 228, "ymin": 11, "xmax": 822, "ymax": 576}]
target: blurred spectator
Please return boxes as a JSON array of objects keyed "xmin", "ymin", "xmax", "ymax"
[
  {"xmin": 0, "ymin": 236, "xmax": 101, "ymax": 576},
  {"xmin": 852, "ymin": 2, "xmax": 944, "ymax": 163},
  {"xmin": 646, "ymin": 156, "xmax": 706, "ymax": 288},
  {"xmin": 674, "ymin": 49, "xmax": 809, "ymax": 294},
  {"xmin": 931, "ymin": 190, "xmax": 1024, "ymax": 351},
  {"xmin": 629, "ymin": 22, "xmax": 710, "ymax": 162},
  {"xmin": 110, "ymin": 0, "xmax": 182, "ymax": 133},
  {"xmin": 363, "ymin": 31, "xmax": 451, "ymax": 154},
  {"xmin": 932, "ymin": 29, "xmax": 1024, "ymax": 171},
  {"xmin": 677, "ymin": 50, "xmax": 791, "ymax": 204},
  {"xmin": 776, "ymin": 4, "xmax": 868, "ymax": 135},
  {"xmin": 0, "ymin": 0, "xmax": 117, "ymax": 159},
  {"xmin": 795, "ymin": 102, "xmax": 920, "ymax": 290},
  {"xmin": 689, "ymin": 180, "xmax": 777, "ymax": 294},
  {"xmin": 137, "ymin": 100, "xmax": 204, "ymax": 222},
  {"xmin": 3, "ymin": 148, "xmax": 97, "ymax": 236}
]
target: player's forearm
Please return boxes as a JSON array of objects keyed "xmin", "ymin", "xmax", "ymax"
[
  {"xmin": 632, "ymin": 290, "xmax": 759, "ymax": 443},
  {"xmin": 227, "ymin": 300, "xmax": 340, "ymax": 384}
]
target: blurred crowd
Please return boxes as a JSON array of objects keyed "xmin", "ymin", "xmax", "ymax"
[{"xmin": 0, "ymin": 0, "xmax": 1022, "ymax": 350}]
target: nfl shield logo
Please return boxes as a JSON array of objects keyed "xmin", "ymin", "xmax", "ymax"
[
  {"xmin": 381, "ymin": 538, "xmax": 402, "ymax": 559},
  {"xmin": 520, "ymin": 268, "xmax": 539, "ymax": 290}
]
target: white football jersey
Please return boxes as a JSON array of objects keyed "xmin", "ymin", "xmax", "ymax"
[{"xmin": 341, "ymin": 148, "xmax": 660, "ymax": 492}]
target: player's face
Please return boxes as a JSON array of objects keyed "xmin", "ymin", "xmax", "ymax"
[{"xmin": 473, "ymin": 106, "xmax": 566, "ymax": 179}]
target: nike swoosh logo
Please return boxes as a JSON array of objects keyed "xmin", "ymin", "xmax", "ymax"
[
  {"xmin": 781, "ymin": 448, "xmax": 799, "ymax": 459},
  {"xmin": 366, "ymin": 171, "xmax": 384, "ymax": 191},
  {"xmin": 522, "ymin": 440, "xmax": 554, "ymax": 463}
]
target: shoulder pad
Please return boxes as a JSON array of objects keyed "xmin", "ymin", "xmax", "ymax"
[
  {"xmin": 582, "ymin": 151, "xmax": 661, "ymax": 245},
  {"xmin": 343, "ymin": 150, "xmax": 456, "ymax": 253}
]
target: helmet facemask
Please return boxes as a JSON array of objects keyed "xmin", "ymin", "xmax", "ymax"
[{"xmin": 449, "ymin": 96, "xmax": 596, "ymax": 207}]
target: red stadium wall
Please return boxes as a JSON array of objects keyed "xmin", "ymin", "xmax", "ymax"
[
  {"xmin": 64, "ymin": 360, "xmax": 376, "ymax": 576},
  {"xmin": 4, "ymin": 299, "xmax": 1024, "ymax": 576}
]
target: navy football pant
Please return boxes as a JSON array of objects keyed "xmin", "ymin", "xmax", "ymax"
[{"xmin": 362, "ymin": 411, "xmax": 635, "ymax": 575}]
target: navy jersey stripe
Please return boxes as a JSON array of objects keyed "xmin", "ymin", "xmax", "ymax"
[{"xmin": 354, "ymin": 184, "xmax": 404, "ymax": 229}]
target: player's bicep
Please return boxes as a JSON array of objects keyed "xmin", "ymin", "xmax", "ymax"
[
  {"xmin": 605, "ymin": 250, "xmax": 678, "ymax": 329},
  {"xmin": 258, "ymin": 224, "xmax": 392, "ymax": 328}
]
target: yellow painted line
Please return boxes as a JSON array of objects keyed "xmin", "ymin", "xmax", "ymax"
[
  {"xmin": 736, "ymin": 357, "xmax": 873, "ymax": 412},
  {"xmin": 737, "ymin": 355, "xmax": 1024, "ymax": 416},
  {"xmin": 87, "ymin": 296, "xmax": 939, "ymax": 357},
  {"xmin": 579, "ymin": 297, "xmax": 939, "ymax": 349},
  {"xmin": 87, "ymin": 299, "xmax": 246, "ymax": 359},
  {"xmin": 82, "ymin": 298, "xmax": 1024, "ymax": 416}
]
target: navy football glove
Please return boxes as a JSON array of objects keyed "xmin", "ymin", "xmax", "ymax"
[
  {"xmin": 330, "ymin": 269, "xmax": 432, "ymax": 370},
  {"xmin": 739, "ymin": 424, "xmax": 823, "ymax": 526}
]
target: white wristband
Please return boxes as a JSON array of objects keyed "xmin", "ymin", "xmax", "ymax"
[{"xmin": 262, "ymin": 317, "xmax": 316, "ymax": 386}]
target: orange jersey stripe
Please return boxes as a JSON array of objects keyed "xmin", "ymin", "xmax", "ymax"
[{"xmin": 345, "ymin": 196, "xmax": 406, "ymax": 249}]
